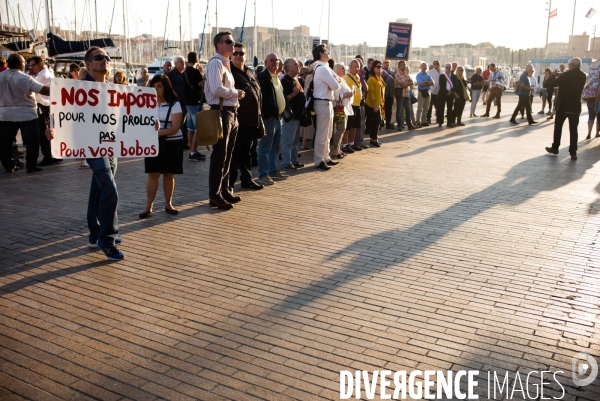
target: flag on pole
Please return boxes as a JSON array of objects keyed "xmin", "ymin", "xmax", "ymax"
[
  {"xmin": 586, "ymin": 8, "xmax": 597, "ymax": 19},
  {"xmin": 549, "ymin": 9, "xmax": 557, "ymax": 18}
]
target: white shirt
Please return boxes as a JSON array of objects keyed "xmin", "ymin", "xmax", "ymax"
[
  {"xmin": 0, "ymin": 69, "xmax": 44, "ymax": 121},
  {"xmin": 312, "ymin": 61, "xmax": 340, "ymax": 100},
  {"xmin": 157, "ymin": 101, "xmax": 183, "ymax": 141},
  {"xmin": 333, "ymin": 76, "xmax": 354, "ymax": 116},
  {"xmin": 204, "ymin": 53, "xmax": 239, "ymax": 107},
  {"xmin": 487, "ymin": 69, "xmax": 505, "ymax": 88},
  {"xmin": 34, "ymin": 67, "xmax": 53, "ymax": 106},
  {"xmin": 429, "ymin": 68, "xmax": 440, "ymax": 95}
]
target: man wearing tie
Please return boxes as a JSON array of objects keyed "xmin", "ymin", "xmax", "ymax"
[{"xmin": 437, "ymin": 63, "xmax": 455, "ymax": 128}]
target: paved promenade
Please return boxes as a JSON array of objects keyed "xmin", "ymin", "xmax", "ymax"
[{"xmin": 1, "ymin": 97, "xmax": 600, "ymax": 400}]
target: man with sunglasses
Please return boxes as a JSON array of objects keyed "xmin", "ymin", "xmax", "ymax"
[
  {"xmin": 437, "ymin": 63, "xmax": 455, "ymax": 127},
  {"xmin": 229, "ymin": 43, "xmax": 264, "ymax": 191},
  {"xmin": 45, "ymin": 47, "xmax": 125, "ymax": 260},
  {"xmin": 0, "ymin": 53, "xmax": 50, "ymax": 173},
  {"xmin": 204, "ymin": 31, "xmax": 245, "ymax": 209}
]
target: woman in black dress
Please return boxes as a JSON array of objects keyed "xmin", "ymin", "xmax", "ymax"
[
  {"xmin": 139, "ymin": 74, "xmax": 183, "ymax": 218},
  {"xmin": 452, "ymin": 66, "xmax": 469, "ymax": 126}
]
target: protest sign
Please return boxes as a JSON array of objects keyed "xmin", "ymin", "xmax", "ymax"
[
  {"xmin": 49, "ymin": 79, "xmax": 159, "ymax": 159},
  {"xmin": 386, "ymin": 22, "xmax": 412, "ymax": 60}
]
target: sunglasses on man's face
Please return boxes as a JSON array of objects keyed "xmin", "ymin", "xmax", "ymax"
[
  {"xmin": 233, "ymin": 51, "xmax": 245, "ymax": 56},
  {"xmin": 91, "ymin": 54, "xmax": 110, "ymax": 61},
  {"xmin": 221, "ymin": 39, "xmax": 234, "ymax": 45}
]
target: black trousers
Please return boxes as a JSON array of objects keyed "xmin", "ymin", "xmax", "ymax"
[
  {"xmin": 208, "ymin": 107, "xmax": 238, "ymax": 199},
  {"xmin": 436, "ymin": 94, "xmax": 454, "ymax": 125},
  {"xmin": 427, "ymin": 93, "xmax": 437, "ymax": 123},
  {"xmin": 0, "ymin": 119, "xmax": 39, "ymax": 172},
  {"xmin": 37, "ymin": 104, "xmax": 52, "ymax": 159},
  {"xmin": 552, "ymin": 111, "xmax": 580, "ymax": 155},
  {"xmin": 453, "ymin": 98, "xmax": 466, "ymax": 124},
  {"xmin": 518, "ymin": 94, "xmax": 534, "ymax": 116},
  {"xmin": 512, "ymin": 95, "xmax": 534, "ymax": 123},
  {"xmin": 365, "ymin": 105, "xmax": 381, "ymax": 141},
  {"xmin": 229, "ymin": 126, "xmax": 256, "ymax": 188},
  {"xmin": 384, "ymin": 96, "xmax": 394, "ymax": 126}
]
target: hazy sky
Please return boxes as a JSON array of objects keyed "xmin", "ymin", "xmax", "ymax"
[{"xmin": 6, "ymin": 0, "xmax": 600, "ymax": 50}]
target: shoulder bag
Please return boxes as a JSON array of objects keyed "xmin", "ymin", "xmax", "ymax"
[
  {"xmin": 158, "ymin": 102, "xmax": 175, "ymax": 151},
  {"xmin": 196, "ymin": 64, "xmax": 225, "ymax": 146}
]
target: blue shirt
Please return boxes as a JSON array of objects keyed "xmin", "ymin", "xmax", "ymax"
[
  {"xmin": 416, "ymin": 71, "xmax": 432, "ymax": 91},
  {"xmin": 518, "ymin": 72, "xmax": 531, "ymax": 96}
]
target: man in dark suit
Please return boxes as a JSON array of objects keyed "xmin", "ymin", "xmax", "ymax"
[
  {"xmin": 545, "ymin": 57, "xmax": 587, "ymax": 160},
  {"xmin": 436, "ymin": 63, "xmax": 455, "ymax": 128},
  {"xmin": 229, "ymin": 43, "xmax": 264, "ymax": 191}
]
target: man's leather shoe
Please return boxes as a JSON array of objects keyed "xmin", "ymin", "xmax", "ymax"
[
  {"xmin": 492, "ymin": 114, "xmax": 500, "ymax": 119},
  {"xmin": 52, "ymin": 158, "xmax": 63, "ymax": 163},
  {"xmin": 509, "ymin": 120, "xmax": 518, "ymax": 124},
  {"xmin": 571, "ymin": 154, "xmax": 578, "ymax": 160},
  {"xmin": 529, "ymin": 121, "xmax": 538, "ymax": 125},
  {"xmin": 241, "ymin": 181, "xmax": 264, "ymax": 190},
  {"xmin": 481, "ymin": 114, "xmax": 489, "ymax": 117},
  {"xmin": 283, "ymin": 164, "xmax": 297, "ymax": 170},
  {"xmin": 209, "ymin": 197, "xmax": 233, "ymax": 209},
  {"xmin": 37, "ymin": 158, "xmax": 54, "ymax": 166},
  {"xmin": 315, "ymin": 161, "xmax": 331, "ymax": 170},
  {"xmin": 222, "ymin": 191, "xmax": 241, "ymax": 203},
  {"xmin": 545, "ymin": 147, "xmax": 559, "ymax": 155},
  {"xmin": 326, "ymin": 160, "xmax": 339, "ymax": 166}
]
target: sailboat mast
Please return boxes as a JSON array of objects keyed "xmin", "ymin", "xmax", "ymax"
[
  {"xmin": 253, "ymin": 0, "xmax": 257, "ymax": 60},
  {"xmin": 189, "ymin": 1, "xmax": 192, "ymax": 55},
  {"xmin": 95, "ymin": 0, "xmax": 98, "ymax": 38},
  {"xmin": 179, "ymin": 0, "xmax": 182, "ymax": 55},
  {"xmin": 162, "ymin": 0, "xmax": 170, "ymax": 59},
  {"xmin": 215, "ymin": 0, "xmax": 218, "ymax": 33},
  {"xmin": 74, "ymin": 1, "xmax": 77, "ymax": 40},
  {"xmin": 123, "ymin": 0, "xmax": 128, "ymax": 73}
]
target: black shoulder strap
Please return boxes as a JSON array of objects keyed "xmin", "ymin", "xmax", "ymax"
[
  {"xmin": 347, "ymin": 73, "xmax": 360, "ymax": 88},
  {"xmin": 163, "ymin": 102, "xmax": 175, "ymax": 129}
]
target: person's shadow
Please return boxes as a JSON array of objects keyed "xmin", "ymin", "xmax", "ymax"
[{"xmin": 274, "ymin": 149, "xmax": 600, "ymax": 313}]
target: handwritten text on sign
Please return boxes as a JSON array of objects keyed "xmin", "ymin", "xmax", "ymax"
[{"xmin": 50, "ymin": 79, "xmax": 158, "ymax": 159}]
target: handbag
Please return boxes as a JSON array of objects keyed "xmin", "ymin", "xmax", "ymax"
[
  {"xmin": 196, "ymin": 69, "xmax": 225, "ymax": 146},
  {"xmin": 300, "ymin": 109, "xmax": 313, "ymax": 127},
  {"xmin": 410, "ymin": 92, "xmax": 418, "ymax": 104},
  {"xmin": 158, "ymin": 102, "xmax": 175, "ymax": 151},
  {"xmin": 419, "ymin": 89, "xmax": 430, "ymax": 98},
  {"xmin": 283, "ymin": 106, "xmax": 293, "ymax": 123},
  {"xmin": 333, "ymin": 98, "xmax": 345, "ymax": 122},
  {"xmin": 255, "ymin": 116, "xmax": 266, "ymax": 139}
]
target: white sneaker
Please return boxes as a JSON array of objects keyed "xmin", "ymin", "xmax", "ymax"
[{"xmin": 258, "ymin": 175, "xmax": 274, "ymax": 185}]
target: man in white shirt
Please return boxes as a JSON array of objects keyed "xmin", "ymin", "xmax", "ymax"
[
  {"xmin": 27, "ymin": 56, "xmax": 59, "ymax": 166},
  {"xmin": 311, "ymin": 44, "xmax": 341, "ymax": 170},
  {"xmin": 204, "ymin": 30, "xmax": 245, "ymax": 209},
  {"xmin": 0, "ymin": 54, "xmax": 50, "ymax": 173},
  {"xmin": 427, "ymin": 60, "xmax": 441, "ymax": 125}
]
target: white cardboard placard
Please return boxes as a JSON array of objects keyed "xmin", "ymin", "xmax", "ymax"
[{"xmin": 50, "ymin": 79, "xmax": 159, "ymax": 159}]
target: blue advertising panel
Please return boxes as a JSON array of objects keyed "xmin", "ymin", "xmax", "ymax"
[
  {"xmin": 386, "ymin": 22, "xmax": 412, "ymax": 60},
  {"xmin": 313, "ymin": 38, "xmax": 321, "ymax": 49}
]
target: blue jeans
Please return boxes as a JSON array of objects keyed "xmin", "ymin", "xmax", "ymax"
[
  {"xmin": 186, "ymin": 105, "xmax": 199, "ymax": 131},
  {"xmin": 280, "ymin": 119, "xmax": 301, "ymax": 167},
  {"xmin": 86, "ymin": 157, "xmax": 119, "ymax": 246},
  {"xmin": 258, "ymin": 117, "xmax": 282, "ymax": 178}
]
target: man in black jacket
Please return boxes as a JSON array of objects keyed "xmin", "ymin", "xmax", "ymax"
[
  {"xmin": 280, "ymin": 58, "xmax": 306, "ymax": 170},
  {"xmin": 545, "ymin": 57, "xmax": 587, "ymax": 160},
  {"xmin": 229, "ymin": 44, "xmax": 264, "ymax": 190},
  {"xmin": 437, "ymin": 63, "xmax": 455, "ymax": 128},
  {"xmin": 256, "ymin": 53, "xmax": 289, "ymax": 185}
]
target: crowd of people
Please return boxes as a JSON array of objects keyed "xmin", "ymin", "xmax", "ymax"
[{"xmin": 0, "ymin": 32, "xmax": 592, "ymax": 260}]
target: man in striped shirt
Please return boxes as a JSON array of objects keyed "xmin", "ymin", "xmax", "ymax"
[{"xmin": 204, "ymin": 31, "xmax": 245, "ymax": 210}]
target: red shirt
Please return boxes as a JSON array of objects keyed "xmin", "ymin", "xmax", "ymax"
[
  {"xmin": 482, "ymin": 70, "xmax": 491, "ymax": 80},
  {"xmin": 0, "ymin": 66, "xmax": 7, "ymax": 73}
]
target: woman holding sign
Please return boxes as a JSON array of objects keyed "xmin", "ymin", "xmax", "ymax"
[{"xmin": 139, "ymin": 74, "xmax": 183, "ymax": 219}]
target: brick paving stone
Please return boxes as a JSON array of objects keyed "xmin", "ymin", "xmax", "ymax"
[{"xmin": 2, "ymin": 97, "xmax": 600, "ymax": 399}]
